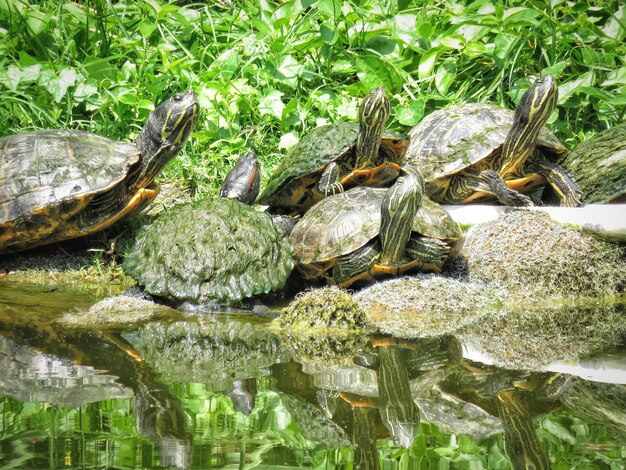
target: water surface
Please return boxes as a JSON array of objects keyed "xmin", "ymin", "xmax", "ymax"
[{"xmin": 1, "ymin": 280, "xmax": 625, "ymax": 469}]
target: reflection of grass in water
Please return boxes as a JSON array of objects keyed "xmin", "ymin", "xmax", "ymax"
[{"xmin": 460, "ymin": 299, "xmax": 626, "ymax": 369}]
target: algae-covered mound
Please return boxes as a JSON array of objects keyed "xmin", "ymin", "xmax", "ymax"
[
  {"xmin": 456, "ymin": 211, "xmax": 626, "ymax": 299},
  {"xmin": 278, "ymin": 286, "xmax": 367, "ymax": 331},
  {"xmin": 123, "ymin": 197, "xmax": 294, "ymax": 306},
  {"xmin": 460, "ymin": 300, "xmax": 626, "ymax": 369},
  {"xmin": 56, "ymin": 295, "xmax": 177, "ymax": 329},
  {"xmin": 355, "ymin": 274, "xmax": 506, "ymax": 338}
]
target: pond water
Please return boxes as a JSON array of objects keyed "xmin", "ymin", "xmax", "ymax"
[{"xmin": 1, "ymin": 279, "xmax": 625, "ymax": 469}]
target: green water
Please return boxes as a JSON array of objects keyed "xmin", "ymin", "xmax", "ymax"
[{"xmin": 1, "ymin": 280, "xmax": 625, "ymax": 469}]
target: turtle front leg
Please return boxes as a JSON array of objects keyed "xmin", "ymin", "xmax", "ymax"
[
  {"xmin": 476, "ymin": 169, "xmax": 534, "ymax": 207},
  {"xmin": 332, "ymin": 240, "xmax": 380, "ymax": 287},
  {"xmin": 316, "ymin": 162, "xmax": 344, "ymax": 197},
  {"xmin": 526, "ymin": 159, "xmax": 583, "ymax": 207}
]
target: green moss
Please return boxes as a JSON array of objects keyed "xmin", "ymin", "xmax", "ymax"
[
  {"xmin": 457, "ymin": 211, "xmax": 626, "ymax": 300},
  {"xmin": 56, "ymin": 295, "xmax": 177, "ymax": 329},
  {"xmin": 277, "ymin": 286, "xmax": 367, "ymax": 331},
  {"xmin": 123, "ymin": 197, "xmax": 294, "ymax": 305}
]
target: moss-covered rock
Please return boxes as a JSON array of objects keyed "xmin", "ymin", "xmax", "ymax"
[
  {"xmin": 278, "ymin": 286, "xmax": 367, "ymax": 331},
  {"xmin": 355, "ymin": 274, "xmax": 505, "ymax": 338},
  {"xmin": 452, "ymin": 211, "xmax": 625, "ymax": 300},
  {"xmin": 56, "ymin": 295, "xmax": 177, "ymax": 329},
  {"xmin": 123, "ymin": 197, "xmax": 294, "ymax": 306}
]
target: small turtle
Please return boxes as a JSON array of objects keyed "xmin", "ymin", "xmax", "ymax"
[
  {"xmin": 0, "ymin": 90, "xmax": 199, "ymax": 253},
  {"xmin": 404, "ymin": 75, "xmax": 582, "ymax": 207},
  {"xmin": 257, "ymin": 87, "xmax": 408, "ymax": 215},
  {"xmin": 123, "ymin": 152, "xmax": 294, "ymax": 306},
  {"xmin": 548, "ymin": 121, "xmax": 626, "ymax": 204},
  {"xmin": 289, "ymin": 166, "xmax": 462, "ymax": 287}
]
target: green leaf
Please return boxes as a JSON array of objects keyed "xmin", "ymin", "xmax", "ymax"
[
  {"xmin": 2, "ymin": 65, "xmax": 22, "ymax": 90},
  {"xmin": 502, "ymin": 7, "xmax": 540, "ymax": 26},
  {"xmin": 395, "ymin": 98, "xmax": 425, "ymax": 126},
  {"xmin": 26, "ymin": 9, "xmax": 50, "ymax": 36},
  {"xmin": 418, "ymin": 47, "xmax": 442, "ymax": 80},
  {"xmin": 367, "ymin": 36, "xmax": 397, "ymax": 55},
  {"xmin": 493, "ymin": 33, "xmax": 514, "ymax": 69},
  {"xmin": 558, "ymin": 71, "xmax": 594, "ymax": 104},
  {"xmin": 356, "ymin": 55, "xmax": 403, "ymax": 93},
  {"xmin": 62, "ymin": 3, "xmax": 86, "ymax": 23},
  {"xmin": 317, "ymin": 0, "xmax": 340, "ymax": 18},
  {"xmin": 435, "ymin": 59, "xmax": 457, "ymax": 95},
  {"xmin": 464, "ymin": 40, "xmax": 487, "ymax": 58},
  {"xmin": 609, "ymin": 91, "xmax": 626, "ymax": 106},
  {"xmin": 259, "ymin": 89, "xmax": 285, "ymax": 120},
  {"xmin": 440, "ymin": 35, "xmax": 465, "ymax": 50},
  {"xmin": 139, "ymin": 19, "xmax": 157, "ymax": 37},
  {"xmin": 320, "ymin": 23, "xmax": 339, "ymax": 45}
]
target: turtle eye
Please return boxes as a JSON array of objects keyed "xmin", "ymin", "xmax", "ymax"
[{"xmin": 172, "ymin": 93, "xmax": 183, "ymax": 101}]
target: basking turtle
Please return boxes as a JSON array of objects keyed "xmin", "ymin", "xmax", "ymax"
[
  {"xmin": 123, "ymin": 152, "xmax": 294, "ymax": 306},
  {"xmin": 404, "ymin": 75, "xmax": 582, "ymax": 207},
  {"xmin": 290, "ymin": 166, "xmax": 462, "ymax": 287},
  {"xmin": 257, "ymin": 87, "xmax": 408, "ymax": 215},
  {"xmin": 0, "ymin": 90, "xmax": 199, "ymax": 253},
  {"xmin": 548, "ymin": 121, "xmax": 626, "ymax": 204}
]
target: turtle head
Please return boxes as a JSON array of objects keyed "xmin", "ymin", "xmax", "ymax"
[
  {"xmin": 501, "ymin": 75, "xmax": 557, "ymax": 177},
  {"xmin": 355, "ymin": 87, "xmax": 391, "ymax": 169},
  {"xmin": 134, "ymin": 90, "xmax": 199, "ymax": 189},
  {"xmin": 514, "ymin": 74, "xmax": 557, "ymax": 128},
  {"xmin": 220, "ymin": 151, "xmax": 261, "ymax": 205}
]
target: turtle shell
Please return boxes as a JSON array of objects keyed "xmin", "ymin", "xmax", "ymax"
[
  {"xmin": 405, "ymin": 103, "xmax": 565, "ymax": 181},
  {"xmin": 290, "ymin": 186, "xmax": 462, "ymax": 266},
  {"xmin": 0, "ymin": 130, "xmax": 139, "ymax": 252},
  {"xmin": 257, "ymin": 122, "xmax": 406, "ymax": 213},
  {"xmin": 123, "ymin": 197, "xmax": 294, "ymax": 305}
]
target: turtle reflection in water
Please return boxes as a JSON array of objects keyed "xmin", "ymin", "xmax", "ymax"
[
  {"xmin": 440, "ymin": 364, "xmax": 576, "ymax": 470},
  {"xmin": 290, "ymin": 165, "xmax": 462, "ymax": 287},
  {"xmin": 123, "ymin": 151, "xmax": 294, "ymax": 306},
  {"xmin": 404, "ymin": 75, "xmax": 582, "ymax": 206},
  {"xmin": 0, "ymin": 323, "xmax": 191, "ymax": 470},
  {"xmin": 257, "ymin": 87, "xmax": 407, "ymax": 215},
  {"xmin": 0, "ymin": 91, "xmax": 199, "ymax": 253}
]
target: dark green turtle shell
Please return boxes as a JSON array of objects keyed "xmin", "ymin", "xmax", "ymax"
[
  {"xmin": 123, "ymin": 197, "xmax": 294, "ymax": 305},
  {"xmin": 257, "ymin": 122, "xmax": 405, "ymax": 211},
  {"xmin": 290, "ymin": 186, "xmax": 462, "ymax": 266},
  {"xmin": 405, "ymin": 103, "xmax": 565, "ymax": 180}
]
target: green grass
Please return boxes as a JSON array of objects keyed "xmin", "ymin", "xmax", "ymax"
[{"xmin": 1, "ymin": 0, "xmax": 625, "ymax": 198}]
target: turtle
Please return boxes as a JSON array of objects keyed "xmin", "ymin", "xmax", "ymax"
[
  {"xmin": 256, "ymin": 87, "xmax": 408, "ymax": 215},
  {"xmin": 289, "ymin": 165, "xmax": 463, "ymax": 287},
  {"xmin": 0, "ymin": 90, "xmax": 199, "ymax": 253},
  {"xmin": 123, "ymin": 151, "xmax": 294, "ymax": 306},
  {"xmin": 546, "ymin": 121, "xmax": 626, "ymax": 204},
  {"xmin": 403, "ymin": 75, "xmax": 582, "ymax": 207}
]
